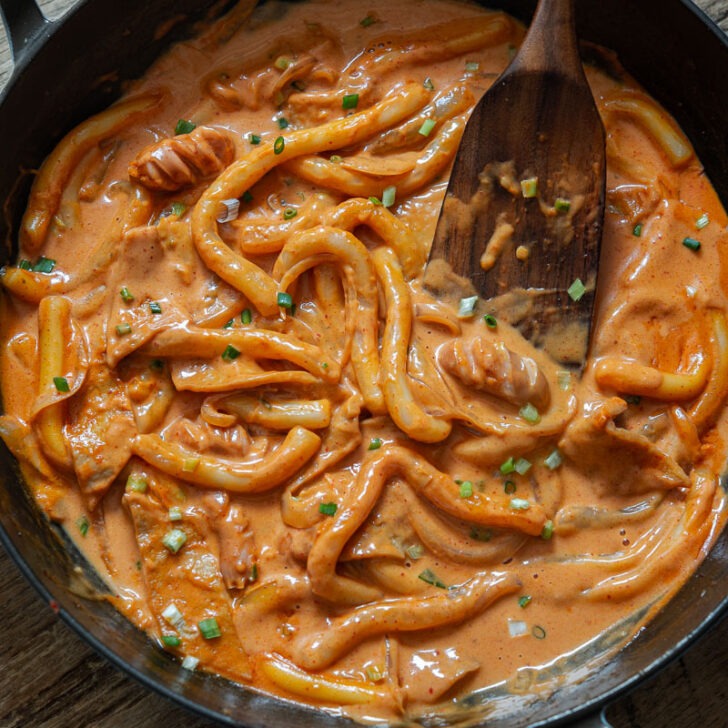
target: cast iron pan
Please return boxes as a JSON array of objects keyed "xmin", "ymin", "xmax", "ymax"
[{"xmin": 1, "ymin": 1, "xmax": 727, "ymax": 726}]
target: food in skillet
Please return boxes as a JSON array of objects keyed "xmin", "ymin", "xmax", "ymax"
[{"xmin": 1, "ymin": 0, "xmax": 727, "ymax": 721}]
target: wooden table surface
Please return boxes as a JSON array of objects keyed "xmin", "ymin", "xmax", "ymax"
[{"xmin": 2, "ymin": 1, "xmax": 728, "ymax": 726}]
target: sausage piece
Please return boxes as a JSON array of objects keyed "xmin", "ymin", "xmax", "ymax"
[{"xmin": 128, "ymin": 126, "xmax": 235, "ymax": 192}]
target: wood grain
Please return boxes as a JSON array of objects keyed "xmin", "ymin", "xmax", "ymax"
[{"xmin": 1, "ymin": 1, "xmax": 728, "ymax": 727}]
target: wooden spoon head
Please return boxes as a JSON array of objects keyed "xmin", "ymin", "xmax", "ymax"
[{"xmin": 428, "ymin": 67, "xmax": 606, "ymax": 367}]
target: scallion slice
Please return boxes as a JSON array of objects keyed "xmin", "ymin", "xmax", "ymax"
[
  {"xmin": 500, "ymin": 456, "xmax": 516, "ymax": 475},
  {"xmin": 695, "ymin": 212, "xmax": 710, "ymax": 229},
  {"xmin": 368, "ymin": 437, "xmax": 383, "ymax": 450},
  {"xmin": 77, "ymin": 515, "xmax": 90, "ymax": 537},
  {"xmin": 567, "ymin": 277, "xmax": 586, "ymax": 301},
  {"xmin": 510, "ymin": 497, "xmax": 530, "ymax": 510},
  {"xmin": 249, "ymin": 133, "xmax": 261, "ymax": 145},
  {"xmin": 360, "ymin": 13, "xmax": 377, "ymax": 26},
  {"xmin": 169, "ymin": 506, "xmax": 183, "ymax": 522},
  {"xmin": 514, "ymin": 457, "xmax": 531, "ymax": 475},
  {"xmin": 504, "ymin": 480, "xmax": 516, "ymax": 495},
  {"xmin": 283, "ymin": 208, "xmax": 298, "ymax": 220},
  {"xmin": 554, "ymin": 197, "xmax": 571, "ymax": 213},
  {"xmin": 319, "ymin": 502, "xmax": 338, "ymax": 516},
  {"xmin": 53, "ymin": 376, "xmax": 70, "ymax": 393},
  {"xmin": 423, "ymin": 77, "xmax": 435, "ymax": 91},
  {"xmin": 175, "ymin": 119, "xmax": 196, "ymax": 135},
  {"xmin": 241, "ymin": 308, "xmax": 252, "ymax": 324},
  {"xmin": 418, "ymin": 118, "xmax": 436, "ymax": 137},
  {"xmin": 459, "ymin": 480, "xmax": 473, "ymax": 498},
  {"xmin": 532, "ymin": 625, "xmax": 547, "ymax": 639},
  {"xmin": 633, "ymin": 222, "xmax": 643, "ymax": 237},
  {"xmin": 418, "ymin": 568, "xmax": 447, "ymax": 589},
  {"xmin": 170, "ymin": 201, "xmax": 187, "ymax": 217},
  {"xmin": 120, "ymin": 286, "xmax": 134, "ymax": 303},
  {"xmin": 162, "ymin": 603, "xmax": 185, "ymax": 628},
  {"xmin": 541, "ymin": 520, "xmax": 554, "ymax": 540},
  {"xmin": 382, "ymin": 185, "xmax": 396, "ymax": 208},
  {"xmin": 162, "ymin": 528, "xmax": 187, "ymax": 554},
  {"xmin": 18, "ymin": 259, "xmax": 31, "ymax": 270},
  {"xmin": 221, "ymin": 344, "xmax": 241, "ymax": 361},
  {"xmin": 544, "ymin": 449, "xmax": 562, "ymax": 470},
  {"xmin": 149, "ymin": 301, "xmax": 162, "ymax": 315},
  {"xmin": 519, "ymin": 402, "xmax": 540, "ymax": 424},
  {"xmin": 682, "ymin": 236, "xmax": 701, "ymax": 251},
  {"xmin": 458, "ymin": 295, "xmax": 478, "ymax": 318},
  {"xmin": 198, "ymin": 617, "xmax": 222, "ymax": 640},
  {"xmin": 342, "ymin": 93, "xmax": 359, "ymax": 110},
  {"xmin": 483, "ymin": 313, "xmax": 497, "ymax": 328},
  {"xmin": 126, "ymin": 473, "xmax": 148, "ymax": 493},
  {"xmin": 368, "ymin": 196, "xmax": 382, "ymax": 205},
  {"xmin": 518, "ymin": 595, "xmax": 532, "ymax": 608},
  {"xmin": 161, "ymin": 635, "xmax": 181, "ymax": 647},
  {"xmin": 274, "ymin": 136, "xmax": 285, "ymax": 154},
  {"xmin": 465, "ymin": 61, "xmax": 480, "ymax": 72},
  {"xmin": 520, "ymin": 177, "xmax": 538, "ymax": 198},
  {"xmin": 33, "ymin": 256, "xmax": 56, "ymax": 273},
  {"xmin": 115, "ymin": 323, "xmax": 132, "ymax": 336},
  {"xmin": 181, "ymin": 655, "xmax": 199, "ymax": 671},
  {"xmin": 274, "ymin": 56, "xmax": 290, "ymax": 70},
  {"xmin": 277, "ymin": 116, "xmax": 289, "ymax": 129},
  {"xmin": 277, "ymin": 291, "xmax": 294, "ymax": 309}
]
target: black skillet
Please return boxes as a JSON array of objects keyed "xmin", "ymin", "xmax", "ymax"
[{"xmin": 1, "ymin": 1, "xmax": 727, "ymax": 726}]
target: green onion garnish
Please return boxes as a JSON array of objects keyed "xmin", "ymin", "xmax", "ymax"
[
  {"xmin": 406, "ymin": 543, "xmax": 424, "ymax": 560},
  {"xmin": 277, "ymin": 291, "xmax": 294, "ymax": 309},
  {"xmin": 532, "ymin": 625, "xmax": 547, "ymax": 639},
  {"xmin": 418, "ymin": 568, "xmax": 448, "ymax": 589},
  {"xmin": 149, "ymin": 301, "xmax": 162, "ymax": 314},
  {"xmin": 458, "ymin": 295, "xmax": 478, "ymax": 318},
  {"xmin": 161, "ymin": 635, "xmax": 181, "ymax": 647},
  {"xmin": 366, "ymin": 665, "xmax": 384, "ymax": 682},
  {"xmin": 181, "ymin": 656, "xmax": 199, "ymax": 671},
  {"xmin": 554, "ymin": 197, "xmax": 571, "ymax": 213},
  {"xmin": 633, "ymin": 222, "xmax": 643, "ymax": 236},
  {"xmin": 182, "ymin": 457, "xmax": 199, "ymax": 472},
  {"xmin": 241, "ymin": 308, "xmax": 252, "ymax": 324},
  {"xmin": 557, "ymin": 370, "xmax": 571, "ymax": 391},
  {"xmin": 175, "ymin": 119, "xmax": 196, "ymax": 135},
  {"xmin": 274, "ymin": 56, "xmax": 290, "ymax": 70},
  {"xmin": 418, "ymin": 118, "xmax": 436, "ymax": 137},
  {"xmin": 169, "ymin": 506, "xmax": 183, "ymax": 522},
  {"xmin": 319, "ymin": 502, "xmax": 337, "ymax": 516},
  {"xmin": 470, "ymin": 527, "xmax": 492, "ymax": 542},
  {"xmin": 459, "ymin": 480, "xmax": 473, "ymax": 498},
  {"xmin": 544, "ymin": 449, "xmax": 562, "ymax": 470},
  {"xmin": 222, "ymin": 344, "xmax": 241, "ymax": 361},
  {"xmin": 242, "ymin": 190, "xmax": 254, "ymax": 203},
  {"xmin": 519, "ymin": 403, "xmax": 540, "ymax": 424},
  {"xmin": 115, "ymin": 323, "xmax": 132, "ymax": 336},
  {"xmin": 510, "ymin": 497, "xmax": 530, "ymax": 510},
  {"xmin": 504, "ymin": 480, "xmax": 516, "ymax": 495},
  {"xmin": 126, "ymin": 473, "xmax": 148, "ymax": 493},
  {"xmin": 520, "ymin": 177, "xmax": 538, "ymax": 198},
  {"xmin": 567, "ymin": 278, "xmax": 586, "ymax": 301},
  {"xmin": 514, "ymin": 457, "xmax": 531, "ymax": 475},
  {"xmin": 696, "ymin": 212, "xmax": 710, "ymax": 229},
  {"xmin": 162, "ymin": 528, "xmax": 187, "ymax": 553},
  {"xmin": 382, "ymin": 185, "xmax": 396, "ymax": 208},
  {"xmin": 283, "ymin": 208, "xmax": 298, "ymax": 220},
  {"xmin": 518, "ymin": 595, "xmax": 532, "ymax": 608},
  {"xmin": 465, "ymin": 61, "xmax": 480, "ymax": 72},
  {"xmin": 33, "ymin": 256, "xmax": 56, "ymax": 273},
  {"xmin": 77, "ymin": 515, "xmax": 90, "ymax": 537},
  {"xmin": 277, "ymin": 116, "xmax": 289, "ymax": 129},
  {"xmin": 500, "ymin": 457, "xmax": 516, "ymax": 475},
  {"xmin": 342, "ymin": 93, "xmax": 359, "ymax": 110},
  {"xmin": 53, "ymin": 376, "xmax": 70, "ymax": 393},
  {"xmin": 171, "ymin": 202, "xmax": 187, "ymax": 217},
  {"xmin": 162, "ymin": 603, "xmax": 184, "ymax": 627},
  {"xmin": 368, "ymin": 196, "xmax": 382, "ymax": 205},
  {"xmin": 223, "ymin": 319, "xmax": 234, "ymax": 329},
  {"xmin": 249, "ymin": 133, "xmax": 261, "ymax": 145},
  {"xmin": 541, "ymin": 520, "xmax": 554, "ymax": 540},
  {"xmin": 360, "ymin": 13, "xmax": 377, "ymax": 26},
  {"xmin": 120, "ymin": 287, "xmax": 134, "ymax": 303},
  {"xmin": 249, "ymin": 563, "xmax": 259, "ymax": 583},
  {"xmin": 483, "ymin": 313, "xmax": 497, "ymax": 328},
  {"xmin": 682, "ymin": 236, "xmax": 701, "ymax": 251},
  {"xmin": 274, "ymin": 136, "xmax": 285, "ymax": 154},
  {"xmin": 18, "ymin": 259, "xmax": 31, "ymax": 270},
  {"xmin": 198, "ymin": 617, "xmax": 222, "ymax": 640},
  {"xmin": 368, "ymin": 437, "xmax": 383, "ymax": 450},
  {"xmin": 423, "ymin": 77, "xmax": 435, "ymax": 91}
]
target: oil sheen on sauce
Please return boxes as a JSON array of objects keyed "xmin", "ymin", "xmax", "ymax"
[{"xmin": 1, "ymin": 0, "xmax": 728, "ymax": 723}]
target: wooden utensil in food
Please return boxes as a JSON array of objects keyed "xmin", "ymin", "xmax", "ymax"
[{"xmin": 428, "ymin": 0, "xmax": 605, "ymax": 367}]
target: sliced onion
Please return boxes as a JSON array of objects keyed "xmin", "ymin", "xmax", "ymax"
[{"xmin": 508, "ymin": 619, "xmax": 528, "ymax": 637}]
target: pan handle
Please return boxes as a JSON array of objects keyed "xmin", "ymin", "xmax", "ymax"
[{"xmin": 0, "ymin": 0, "xmax": 50, "ymax": 70}]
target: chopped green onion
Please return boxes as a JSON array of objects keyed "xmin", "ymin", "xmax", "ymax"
[
  {"xmin": 319, "ymin": 502, "xmax": 338, "ymax": 516},
  {"xmin": 504, "ymin": 480, "xmax": 516, "ymax": 495},
  {"xmin": 541, "ymin": 520, "xmax": 554, "ymax": 540},
  {"xmin": 115, "ymin": 323, "xmax": 132, "ymax": 336},
  {"xmin": 368, "ymin": 196, "xmax": 382, "ymax": 205},
  {"xmin": 126, "ymin": 473, "xmax": 148, "ymax": 493},
  {"xmin": 567, "ymin": 278, "xmax": 586, "ymax": 301},
  {"xmin": 366, "ymin": 665, "xmax": 384, "ymax": 682},
  {"xmin": 418, "ymin": 118, "xmax": 436, "ymax": 137},
  {"xmin": 418, "ymin": 568, "xmax": 448, "ymax": 589},
  {"xmin": 382, "ymin": 185, "xmax": 396, "ymax": 208},
  {"xmin": 249, "ymin": 133, "xmax": 261, "ymax": 145},
  {"xmin": 459, "ymin": 480, "xmax": 473, "ymax": 498},
  {"xmin": 696, "ymin": 212, "xmax": 710, "ymax": 229},
  {"xmin": 633, "ymin": 222, "xmax": 643, "ymax": 237},
  {"xmin": 162, "ymin": 528, "xmax": 187, "ymax": 553},
  {"xmin": 532, "ymin": 625, "xmax": 547, "ymax": 639},
  {"xmin": 223, "ymin": 319, "xmax": 234, "ymax": 329},
  {"xmin": 329, "ymin": 154, "xmax": 342, "ymax": 164},
  {"xmin": 120, "ymin": 287, "xmax": 134, "ymax": 303},
  {"xmin": 18, "ymin": 259, "xmax": 31, "ymax": 270},
  {"xmin": 406, "ymin": 543, "xmax": 424, "ymax": 560},
  {"xmin": 465, "ymin": 61, "xmax": 480, "ymax": 72},
  {"xmin": 423, "ymin": 77, "xmax": 435, "ymax": 91},
  {"xmin": 170, "ymin": 202, "xmax": 187, "ymax": 217},
  {"xmin": 368, "ymin": 437, "xmax": 383, "ymax": 450},
  {"xmin": 149, "ymin": 301, "xmax": 162, "ymax": 314},
  {"xmin": 554, "ymin": 197, "xmax": 571, "ymax": 213},
  {"xmin": 520, "ymin": 177, "xmax": 538, "ymax": 198},
  {"xmin": 360, "ymin": 13, "xmax": 377, "ymax": 26},
  {"xmin": 342, "ymin": 93, "xmax": 360, "ymax": 110},
  {"xmin": 169, "ymin": 506, "xmax": 183, "ymax": 522},
  {"xmin": 518, "ymin": 595, "xmax": 532, "ymax": 608},
  {"xmin": 274, "ymin": 136, "xmax": 285, "ymax": 154},
  {"xmin": 470, "ymin": 526, "xmax": 492, "ymax": 542},
  {"xmin": 33, "ymin": 256, "xmax": 56, "ymax": 273},
  {"xmin": 161, "ymin": 635, "xmax": 181, "ymax": 647},
  {"xmin": 500, "ymin": 457, "xmax": 516, "ymax": 475},
  {"xmin": 682, "ymin": 236, "xmax": 701, "ymax": 251},
  {"xmin": 557, "ymin": 370, "xmax": 572, "ymax": 391},
  {"xmin": 274, "ymin": 56, "xmax": 290, "ymax": 70},
  {"xmin": 77, "ymin": 515, "xmax": 90, "ymax": 537},
  {"xmin": 458, "ymin": 295, "xmax": 479, "ymax": 318},
  {"xmin": 241, "ymin": 308, "xmax": 252, "ymax": 324},
  {"xmin": 277, "ymin": 116, "xmax": 289, "ymax": 129},
  {"xmin": 277, "ymin": 291, "xmax": 294, "ymax": 309},
  {"xmin": 175, "ymin": 119, "xmax": 196, "ymax": 135},
  {"xmin": 249, "ymin": 563, "xmax": 259, "ymax": 583},
  {"xmin": 181, "ymin": 655, "xmax": 199, "ymax": 671},
  {"xmin": 519, "ymin": 403, "xmax": 540, "ymax": 424},
  {"xmin": 483, "ymin": 313, "xmax": 497, "ymax": 328},
  {"xmin": 221, "ymin": 344, "xmax": 241, "ymax": 361},
  {"xmin": 544, "ymin": 449, "xmax": 562, "ymax": 470},
  {"xmin": 198, "ymin": 617, "xmax": 222, "ymax": 640},
  {"xmin": 53, "ymin": 376, "xmax": 70, "ymax": 393},
  {"xmin": 242, "ymin": 190, "xmax": 254, "ymax": 203},
  {"xmin": 510, "ymin": 497, "xmax": 530, "ymax": 510},
  {"xmin": 162, "ymin": 603, "xmax": 185, "ymax": 628},
  {"xmin": 283, "ymin": 208, "xmax": 298, "ymax": 220},
  {"xmin": 514, "ymin": 457, "xmax": 532, "ymax": 475}
]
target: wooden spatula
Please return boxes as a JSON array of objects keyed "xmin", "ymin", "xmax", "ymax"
[{"xmin": 427, "ymin": 0, "xmax": 605, "ymax": 368}]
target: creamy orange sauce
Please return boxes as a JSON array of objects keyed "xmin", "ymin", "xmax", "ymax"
[{"xmin": 2, "ymin": 0, "xmax": 728, "ymax": 723}]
